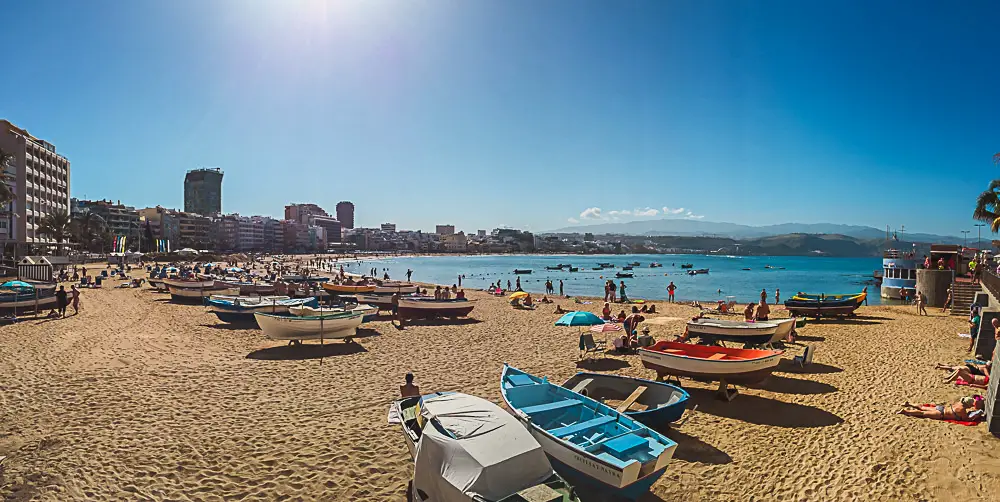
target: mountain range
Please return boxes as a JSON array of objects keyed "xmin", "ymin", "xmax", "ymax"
[{"xmin": 549, "ymin": 219, "xmax": 964, "ymax": 244}]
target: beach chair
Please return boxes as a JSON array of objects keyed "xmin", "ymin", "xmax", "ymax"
[
  {"xmin": 579, "ymin": 333, "xmax": 606, "ymax": 360},
  {"xmin": 793, "ymin": 345, "xmax": 814, "ymax": 367}
]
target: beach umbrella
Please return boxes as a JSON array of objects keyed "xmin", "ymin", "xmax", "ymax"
[
  {"xmin": 0, "ymin": 280, "xmax": 34, "ymax": 290},
  {"xmin": 509, "ymin": 291, "xmax": 529, "ymax": 300},
  {"xmin": 590, "ymin": 323, "xmax": 622, "ymax": 333},
  {"xmin": 227, "ymin": 267, "xmax": 243, "ymax": 273},
  {"xmin": 165, "ymin": 267, "xmax": 179, "ymax": 272},
  {"xmin": 555, "ymin": 311, "xmax": 605, "ymax": 327}
]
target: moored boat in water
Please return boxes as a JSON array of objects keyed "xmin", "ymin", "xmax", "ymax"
[
  {"xmin": 514, "ymin": 269, "xmax": 532, "ymax": 274},
  {"xmin": 500, "ymin": 365, "xmax": 677, "ymax": 501}
]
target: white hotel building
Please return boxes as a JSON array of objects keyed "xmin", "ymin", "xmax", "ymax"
[{"xmin": 0, "ymin": 120, "xmax": 71, "ymax": 246}]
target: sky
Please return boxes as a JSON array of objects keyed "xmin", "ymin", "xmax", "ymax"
[{"xmin": 2, "ymin": 0, "xmax": 999, "ymax": 236}]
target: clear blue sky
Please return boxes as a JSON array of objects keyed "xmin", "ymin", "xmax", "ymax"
[{"xmin": 2, "ymin": 0, "xmax": 998, "ymax": 236}]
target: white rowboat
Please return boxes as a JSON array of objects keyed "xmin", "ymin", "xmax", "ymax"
[{"xmin": 254, "ymin": 311, "xmax": 363, "ymax": 342}]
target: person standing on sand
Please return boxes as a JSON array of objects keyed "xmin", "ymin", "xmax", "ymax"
[
  {"xmin": 756, "ymin": 299, "xmax": 770, "ymax": 321},
  {"xmin": 71, "ymin": 285, "xmax": 80, "ymax": 315},
  {"xmin": 559, "ymin": 280, "xmax": 564, "ymax": 296},
  {"xmin": 400, "ymin": 373, "xmax": 420, "ymax": 398},
  {"xmin": 942, "ymin": 287, "xmax": 953, "ymax": 313},
  {"xmin": 507, "ymin": 279, "xmax": 512, "ymax": 292},
  {"xmin": 55, "ymin": 286, "xmax": 68, "ymax": 317},
  {"xmin": 667, "ymin": 282, "xmax": 676, "ymax": 302},
  {"xmin": 916, "ymin": 291, "xmax": 928, "ymax": 316},
  {"xmin": 619, "ymin": 281, "xmax": 628, "ymax": 303}
]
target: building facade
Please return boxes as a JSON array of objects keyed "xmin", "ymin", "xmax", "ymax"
[
  {"xmin": 436, "ymin": 224, "xmax": 456, "ymax": 236},
  {"xmin": 0, "ymin": 120, "xmax": 71, "ymax": 246},
  {"xmin": 336, "ymin": 201, "xmax": 354, "ymax": 229},
  {"xmin": 183, "ymin": 168, "xmax": 223, "ymax": 216},
  {"xmin": 381, "ymin": 223, "xmax": 396, "ymax": 232},
  {"xmin": 71, "ymin": 199, "xmax": 140, "ymax": 243},
  {"xmin": 139, "ymin": 207, "xmax": 181, "ymax": 248}
]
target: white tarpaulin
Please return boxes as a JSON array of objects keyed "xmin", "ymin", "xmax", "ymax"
[{"xmin": 412, "ymin": 393, "xmax": 554, "ymax": 502}]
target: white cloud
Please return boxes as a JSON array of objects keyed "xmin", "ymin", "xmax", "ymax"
[
  {"xmin": 607, "ymin": 210, "xmax": 632, "ymax": 217},
  {"xmin": 685, "ymin": 211, "xmax": 704, "ymax": 219},
  {"xmin": 567, "ymin": 217, "xmax": 579, "ymax": 224},
  {"xmin": 633, "ymin": 207, "xmax": 659, "ymax": 217},
  {"xmin": 663, "ymin": 207, "xmax": 685, "ymax": 215},
  {"xmin": 579, "ymin": 207, "xmax": 603, "ymax": 220}
]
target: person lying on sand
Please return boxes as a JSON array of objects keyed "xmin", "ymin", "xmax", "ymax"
[
  {"xmin": 942, "ymin": 365, "xmax": 990, "ymax": 388},
  {"xmin": 898, "ymin": 396, "xmax": 984, "ymax": 421}
]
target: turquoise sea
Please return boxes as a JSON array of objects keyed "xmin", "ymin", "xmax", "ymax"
[{"xmin": 336, "ymin": 254, "xmax": 884, "ymax": 305}]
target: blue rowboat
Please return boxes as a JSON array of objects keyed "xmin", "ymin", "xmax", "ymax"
[
  {"xmin": 560, "ymin": 372, "xmax": 689, "ymax": 429},
  {"xmin": 206, "ymin": 296, "xmax": 318, "ymax": 326},
  {"xmin": 500, "ymin": 365, "xmax": 677, "ymax": 501}
]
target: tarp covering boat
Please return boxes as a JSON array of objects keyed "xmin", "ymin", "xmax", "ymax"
[{"xmin": 413, "ymin": 393, "xmax": 554, "ymax": 502}]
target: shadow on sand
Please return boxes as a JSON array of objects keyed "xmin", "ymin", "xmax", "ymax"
[
  {"xmin": 662, "ymin": 428, "xmax": 732, "ymax": 465},
  {"xmin": 791, "ymin": 334, "xmax": 826, "ymax": 342},
  {"xmin": 744, "ymin": 374, "xmax": 838, "ymax": 395},
  {"xmin": 575, "ymin": 358, "xmax": 630, "ymax": 371},
  {"xmin": 246, "ymin": 342, "xmax": 366, "ymax": 360},
  {"xmin": 776, "ymin": 359, "xmax": 843, "ymax": 374},
  {"xmin": 353, "ymin": 327, "xmax": 382, "ymax": 339},
  {"xmin": 684, "ymin": 387, "xmax": 843, "ymax": 428},
  {"xmin": 803, "ymin": 317, "xmax": 882, "ymax": 326},
  {"xmin": 201, "ymin": 323, "xmax": 257, "ymax": 331}
]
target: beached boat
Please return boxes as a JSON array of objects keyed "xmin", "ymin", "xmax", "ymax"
[
  {"xmin": 148, "ymin": 278, "xmax": 167, "ymax": 290},
  {"xmin": 561, "ymin": 372, "xmax": 689, "ymax": 429},
  {"xmin": 0, "ymin": 283, "xmax": 57, "ymax": 311},
  {"xmin": 397, "ymin": 298, "xmax": 475, "ymax": 319},
  {"xmin": 784, "ymin": 291, "xmax": 865, "ymax": 317},
  {"xmin": 372, "ymin": 283, "xmax": 418, "ymax": 295},
  {"xmin": 679, "ymin": 264, "xmax": 693, "ymax": 269},
  {"xmin": 686, "ymin": 318, "xmax": 780, "ymax": 345},
  {"xmin": 639, "ymin": 341, "xmax": 784, "ymax": 385},
  {"xmin": 168, "ymin": 284, "xmax": 241, "ymax": 303},
  {"xmin": 213, "ymin": 280, "xmax": 277, "ymax": 296},
  {"xmin": 392, "ymin": 392, "xmax": 581, "ymax": 502},
  {"xmin": 254, "ymin": 310, "xmax": 363, "ymax": 343},
  {"xmin": 766, "ymin": 318, "xmax": 797, "ymax": 344},
  {"xmin": 161, "ymin": 278, "xmax": 216, "ymax": 289},
  {"xmin": 207, "ymin": 296, "xmax": 317, "ymax": 325},
  {"xmin": 500, "ymin": 365, "xmax": 677, "ymax": 500},
  {"xmin": 514, "ymin": 269, "xmax": 532, "ymax": 274},
  {"xmin": 322, "ymin": 282, "xmax": 377, "ymax": 294},
  {"xmin": 289, "ymin": 304, "xmax": 378, "ymax": 322}
]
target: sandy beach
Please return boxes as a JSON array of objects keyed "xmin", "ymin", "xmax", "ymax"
[{"xmin": 3, "ymin": 276, "xmax": 1000, "ymax": 501}]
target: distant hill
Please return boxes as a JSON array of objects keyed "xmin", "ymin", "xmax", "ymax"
[
  {"xmin": 615, "ymin": 233, "xmax": 932, "ymax": 257},
  {"xmin": 549, "ymin": 219, "xmax": 961, "ymax": 244}
]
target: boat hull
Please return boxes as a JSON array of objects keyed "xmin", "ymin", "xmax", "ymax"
[
  {"xmin": 169, "ymin": 286, "xmax": 241, "ymax": 303},
  {"xmin": 561, "ymin": 372, "xmax": 689, "ymax": 429},
  {"xmin": 254, "ymin": 312, "xmax": 363, "ymax": 341},
  {"xmin": 784, "ymin": 292, "xmax": 864, "ymax": 317},
  {"xmin": 322, "ymin": 283, "xmax": 377, "ymax": 294},
  {"xmin": 397, "ymin": 299, "xmax": 475, "ymax": 319},
  {"xmin": 0, "ymin": 295, "xmax": 58, "ymax": 311},
  {"xmin": 372, "ymin": 283, "xmax": 418, "ymax": 295},
  {"xmin": 686, "ymin": 319, "xmax": 779, "ymax": 345},
  {"xmin": 639, "ymin": 342, "xmax": 783, "ymax": 384}
]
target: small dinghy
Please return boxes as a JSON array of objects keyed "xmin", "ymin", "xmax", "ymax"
[
  {"xmin": 615, "ymin": 272, "xmax": 634, "ymax": 278},
  {"xmin": 784, "ymin": 291, "xmax": 865, "ymax": 317},
  {"xmin": 322, "ymin": 283, "xmax": 377, "ymax": 294},
  {"xmin": 501, "ymin": 365, "xmax": 676, "ymax": 501},
  {"xmin": 639, "ymin": 341, "xmax": 783, "ymax": 400},
  {"xmin": 686, "ymin": 318, "xmax": 780, "ymax": 345},
  {"xmin": 397, "ymin": 298, "xmax": 475, "ymax": 320},
  {"xmin": 514, "ymin": 269, "xmax": 533, "ymax": 274},
  {"xmin": 254, "ymin": 311, "xmax": 363, "ymax": 343},
  {"xmin": 289, "ymin": 304, "xmax": 378, "ymax": 322},
  {"xmin": 391, "ymin": 392, "xmax": 581, "ymax": 502},
  {"xmin": 207, "ymin": 296, "xmax": 317, "ymax": 325},
  {"xmin": 561, "ymin": 372, "xmax": 689, "ymax": 429}
]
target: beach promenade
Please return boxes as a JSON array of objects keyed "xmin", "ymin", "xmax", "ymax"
[{"xmin": 2, "ymin": 282, "xmax": 999, "ymax": 501}]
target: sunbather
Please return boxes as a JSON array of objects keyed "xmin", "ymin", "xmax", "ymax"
[
  {"xmin": 898, "ymin": 395, "xmax": 984, "ymax": 421},
  {"xmin": 943, "ymin": 365, "xmax": 990, "ymax": 388}
]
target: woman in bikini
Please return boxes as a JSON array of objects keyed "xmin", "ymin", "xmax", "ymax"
[
  {"xmin": 899, "ymin": 396, "xmax": 984, "ymax": 420},
  {"xmin": 942, "ymin": 364, "xmax": 990, "ymax": 388}
]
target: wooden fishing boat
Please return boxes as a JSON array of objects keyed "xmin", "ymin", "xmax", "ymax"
[
  {"xmin": 147, "ymin": 278, "xmax": 166, "ymax": 290},
  {"xmin": 397, "ymin": 298, "xmax": 475, "ymax": 319},
  {"xmin": 615, "ymin": 272, "xmax": 634, "ymax": 278},
  {"xmin": 501, "ymin": 365, "xmax": 677, "ymax": 501},
  {"xmin": 254, "ymin": 311, "xmax": 363, "ymax": 343},
  {"xmin": 0, "ymin": 286, "xmax": 58, "ymax": 312},
  {"xmin": 207, "ymin": 296, "xmax": 316, "ymax": 325},
  {"xmin": 685, "ymin": 318, "xmax": 780, "ymax": 345},
  {"xmin": 628, "ymin": 262, "xmax": 641, "ymax": 267},
  {"xmin": 372, "ymin": 283, "xmax": 418, "ymax": 295},
  {"xmin": 686, "ymin": 268, "xmax": 709, "ymax": 275},
  {"xmin": 621, "ymin": 265, "xmax": 633, "ymax": 271},
  {"xmin": 639, "ymin": 341, "xmax": 783, "ymax": 386},
  {"xmin": 766, "ymin": 318, "xmax": 797, "ymax": 344},
  {"xmin": 392, "ymin": 392, "xmax": 581, "ymax": 502},
  {"xmin": 322, "ymin": 282, "xmax": 377, "ymax": 294},
  {"xmin": 213, "ymin": 280, "xmax": 277, "ymax": 296},
  {"xmin": 679, "ymin": 264, "xmax": 693, "ymax": 269},
  {"xmin": 168, "ymin": 285, "xmax": 241, "ymax": 303},
  {"xmin": 649, "ymin": 263, "xmax": 662, "ymax": 268},
  {"xmin": 514, "ymin": 269, "xmax": 532, "ymax": 274},
  {"xmin": 569, "ymin": 267, "xmax": 579, "ymax": 272},
  {"xmin": 161, "ymin": 278, "xmax": 215, "ymax": 289},
  {"xmin": 545, "ymin": 265, "xmax": 565, "ymax": 271},
  {"xmin": 289, "ymin": 304, "xmax": 378, "ymax": 322},
  {"xmin": 561, "ymin": 372, "xmax": 689, "ymax": 429},
  {"xmin": 784, "ymin": 291, "xmax": 865, "ymax": 317},
  {"xmin": 597, "ymin": 262, "xmax": 614, "ymax": 268}
]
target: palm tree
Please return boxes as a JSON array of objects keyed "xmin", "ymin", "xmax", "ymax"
[
  {"xmin": 973, "ymin": 154, "xmax": 1000, "ymax": 232},
  {"xmin": 37, "ymin": 209, "xmax": 73, "ymax": 255},
  {"xmin": 71, "ymin": 210, "xmax": 108, "ymax": 253}
]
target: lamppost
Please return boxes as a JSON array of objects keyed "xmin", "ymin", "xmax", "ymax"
[
  {"xmin": 975, "ymin": 223, "xmax": 986, "ymax": 250},
  {"xmin": 962, "ymin": 230, "xmax": 970, "ymax": 248}
]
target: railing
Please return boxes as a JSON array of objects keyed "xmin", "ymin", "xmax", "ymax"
[{"xmin": 983, "ymin": 267, "xmax": 1000, "ymax": 302}]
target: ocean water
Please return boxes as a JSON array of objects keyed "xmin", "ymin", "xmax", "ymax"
[{"xmin": 335, "ymin": 254, "xmax": 885, "ymax": 305}]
